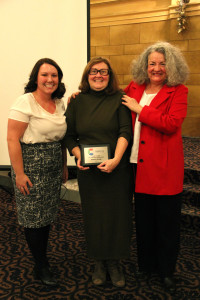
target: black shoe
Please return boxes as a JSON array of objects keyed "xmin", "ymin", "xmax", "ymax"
[
  {"xmin": 92, "ymin": 260, "xmax": 106, "ymax": 286},
  {"xmin": 34, "ymin": 265, "xmax": 58, "ymax": 286},
  {"xmin": 163, "ymin": 276, "xmax": 176, "ymax": 294}
]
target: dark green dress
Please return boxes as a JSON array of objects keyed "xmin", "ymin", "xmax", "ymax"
[{"xmin": 63, "ymin": 89, "xmax": 133, "ymax": 259}]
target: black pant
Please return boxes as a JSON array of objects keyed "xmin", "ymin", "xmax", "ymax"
[
  {"xmin": 134, "ymin": 192, "xmax": 182, "ymax": 277},
  {"xmin": 24, "ymin": 225, "xmax": 50, "ymax": 268}
]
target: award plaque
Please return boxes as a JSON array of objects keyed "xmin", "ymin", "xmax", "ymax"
[{"xmin": 80, "ymin": 144, "xmax": 111, "ymax": 166}]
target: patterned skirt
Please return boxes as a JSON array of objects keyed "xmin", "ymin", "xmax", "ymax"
[{"xmin": 12, "ymin": 142, "xmax": 62, "ymax": 228}]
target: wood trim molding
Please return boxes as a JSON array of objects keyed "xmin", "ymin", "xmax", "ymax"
[
  {"xmin": 90, "ymin": 2, "xmax": 200, "ymax": 27},
  {"xmin": 90, "ymin": 0, "xmax": 126, "ymax": 4}
]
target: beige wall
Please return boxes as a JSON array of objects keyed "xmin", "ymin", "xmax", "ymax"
[
  {"xmin": 0, "ymin": 0, "xmax": 88, "ymax": 167},
  {"xmin": 90, "ymin": 0, "xmax": 200, "ymax": 137}
]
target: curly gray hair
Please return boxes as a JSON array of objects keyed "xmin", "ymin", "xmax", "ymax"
[{"xmin": 131, "ymin": 41, "xmax": 189, "ymax": 86}]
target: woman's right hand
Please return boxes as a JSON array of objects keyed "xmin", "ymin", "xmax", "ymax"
[
  {"xmin": 16, "ymin": 173, "xmax": 33, "ymax": 195},
  {"xmin": 122, "ymin": 94, "xmax": 142, "ymax": 114},
  {"xmin": 67, "ymin": 91, "xmax": 80, "ymax": 105},
  {"xmin": 77, "ymin": 158, "xmax": 90, "ymax": 171},
  {"xmin": 71, "ymin": 146, "xmax": 89, "ymax": 171}
]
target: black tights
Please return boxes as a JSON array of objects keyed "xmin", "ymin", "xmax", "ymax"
[{"xmin": 24, "ymin": 225, "xmax": 50, "ymax": 268}]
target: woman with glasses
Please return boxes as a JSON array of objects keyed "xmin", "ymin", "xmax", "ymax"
[{"xmin": 63, "ymin": 57, "xmax": 133, "ymax": 287}]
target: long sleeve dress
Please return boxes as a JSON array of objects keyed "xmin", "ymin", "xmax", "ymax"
[{"xmin": 63, "ymin": 89, "xmax": 133, "ymax": 260}]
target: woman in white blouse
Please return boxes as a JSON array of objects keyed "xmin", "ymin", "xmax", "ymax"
[{"xmin": 7, "ymin": 58, "xmax": 68, "ymax": 286}]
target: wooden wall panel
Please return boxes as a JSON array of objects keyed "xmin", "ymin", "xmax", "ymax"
[{"xmin": 90, "ymin": 0, "xmax": 200, "ymax": 136}]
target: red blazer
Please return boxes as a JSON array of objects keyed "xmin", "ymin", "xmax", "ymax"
[{"xmin": 124, "ymin": 81, "xmax": 188, "ymax": 195}]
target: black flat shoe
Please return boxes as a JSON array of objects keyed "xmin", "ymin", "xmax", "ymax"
[
  {"xmin": 34, "ymin": 266, "xmax": 58, "ymax": 286},
  {"xmin": 163, "ymin": 276, "xmax": 176, "ymax": 294}
]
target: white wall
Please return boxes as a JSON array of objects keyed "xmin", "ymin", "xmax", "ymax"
[{"xmin": 0, "ymin": 0, "xmax": 88, "ymax": 167}]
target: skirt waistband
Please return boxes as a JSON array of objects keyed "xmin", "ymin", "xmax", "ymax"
[{"xmin": 20, "ymin": 141, "xmax": 61, "ymax": 150}]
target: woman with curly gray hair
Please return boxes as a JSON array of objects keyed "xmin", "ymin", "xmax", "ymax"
[{"xmin": 122, "ymin": 41, "xmax": 189, "ymax": 293}]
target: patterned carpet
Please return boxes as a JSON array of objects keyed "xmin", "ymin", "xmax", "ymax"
[
  {"xmin": 182, "ymin": 137, "xmax": 200, "ymax": 233},
  {"xmin": 0, "ymin": 186, "xmax": 200, "ymax": 300},
  {"xmin": 183, "ymin": 136, "xmax": 200, "ymax": 171},
  {"xmin": 0, "ymin": 136, "xmax": 199, "ymax": 299}
]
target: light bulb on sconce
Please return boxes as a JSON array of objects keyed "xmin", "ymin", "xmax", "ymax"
[{"xmin": 176, "ymin": 0, "xmax": 190, "ymax": 33}]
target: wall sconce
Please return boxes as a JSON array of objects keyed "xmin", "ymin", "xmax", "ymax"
[{"xmin": 176, "ymin": 0, "xmax": 190, "ymax": 33}]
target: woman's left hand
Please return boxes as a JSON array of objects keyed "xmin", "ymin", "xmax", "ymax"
[
  {"xmin": 122, "ymin": 95, "xmax": 142, "ymax": 114},
  {"xmin": 97, "ymin": 158, "xmax": 119, "ymax": 173},
  {"xmin": 62, "ymin": 165, "xmax": 68, "ymax": 183}
]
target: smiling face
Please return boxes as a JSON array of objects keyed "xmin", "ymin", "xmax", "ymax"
[
  {"xmin": 36, "ymin": 63, "xmax": 59, "ymax": 96},
  {"xmin": 88, "ymin": 62, "xmax": 110, "ymax": 91},
  {"xmin": 147, "ymin": 51, "xmax": 167, "ymax": 86}
]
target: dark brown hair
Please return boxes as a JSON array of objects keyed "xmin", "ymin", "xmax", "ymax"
[
  {"xmin": 24, "ymin": 58, "xmax": 66, "ymax": 99},
  {"xmin": 79, "ymin": 57, "xmax": 120, "ymax": 95}
]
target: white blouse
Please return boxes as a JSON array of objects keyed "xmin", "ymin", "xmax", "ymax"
[
  {"xmin": 9, "ymin": 93, "xmax": 67, "ymax": 144},
  {"xmin": 130, "ymin": 91, "xmax": 157, "ymax": 163}
]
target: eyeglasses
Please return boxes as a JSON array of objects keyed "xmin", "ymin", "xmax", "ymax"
[{"xmin": 89, "ymin": 68, "xmax": 110, "ymax": 76}]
